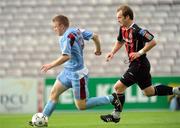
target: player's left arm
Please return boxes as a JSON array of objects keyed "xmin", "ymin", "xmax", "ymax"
[
  {"xmin": 91, "ymin": 33, "xmax": 101, "ymax": 56},
  {"xmin": 130, "ymin": 40, "xmax": 156, "ymax": 61},
  {"xmin": 139, "ymin": 39, "xmax": 157, "ymax": 55},
  {"xmin": 130, "ymin": 29, "xmax": 156, "ymax": 61},
  {"xmin": 80, "ymin": 29, "xmax": 101, "ymax": 56},
  {"xmin": 41, "ymin": 54, "xmax": 70, "ymax": 73}
]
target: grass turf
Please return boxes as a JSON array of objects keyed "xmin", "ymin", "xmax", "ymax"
[{"xmin": 0, "ymin": 111, "xmax": 180, "ymax": 128}]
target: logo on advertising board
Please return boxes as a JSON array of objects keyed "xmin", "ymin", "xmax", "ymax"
[
  {"xmin": 0, "ymin": 94, "xmax": 28, "ymax": 111},
  {"xmin": 0, "ymin": 79, "xmax": 38, "ymax": 113}
]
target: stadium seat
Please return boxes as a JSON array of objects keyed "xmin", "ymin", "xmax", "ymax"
[{"xmin": 0, "ymin": 0, "xmax": 180, "ymax": 77}]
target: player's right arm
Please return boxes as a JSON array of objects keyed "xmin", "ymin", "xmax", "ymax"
[
  {"xmin": 106, "ymin": 26, "xmax": 124, "ymax": 62},
  {"xmin": 41, "ymin": 54, "xmax": 70, "ymax": 73},
  {"xmin": 106, "ymin": 41, "xmax": 124, "ymax": 62}
]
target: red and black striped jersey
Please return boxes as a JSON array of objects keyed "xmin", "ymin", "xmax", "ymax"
[{"xmin": 117, "ymin": 23, "xmax": 154, "ymax": 61}]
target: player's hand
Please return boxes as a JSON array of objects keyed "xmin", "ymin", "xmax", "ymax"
[
  {"xmin": 94, "ymin": 50, "xmax": 102, "ymax": 56},
  {"xmin": 129, "ymin": 52, "xmax": 141, "ymax": 61},
  {"xmin": 41, "ymin": 63, "xmax": 52, "ymax": 73},
  {"xmin": 106, "ymin": 52, "xmax": 114, "ymax": 62}
]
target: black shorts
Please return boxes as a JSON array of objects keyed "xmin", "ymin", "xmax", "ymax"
[{"xmin": 120, "ymin": 57, "xmax": 152, "ymax": 90}]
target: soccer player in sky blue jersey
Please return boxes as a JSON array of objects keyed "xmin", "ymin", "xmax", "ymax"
[{"xmin": 29, "ymin": 15, "xmax": 119, "ymax": 127}]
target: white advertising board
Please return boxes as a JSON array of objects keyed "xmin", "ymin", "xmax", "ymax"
[{"xmin": 0, "ymin": 79, "xmax": 39, "ymax": 113}]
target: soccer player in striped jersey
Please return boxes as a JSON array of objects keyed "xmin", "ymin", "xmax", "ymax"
[
  {"xmin": 100, "ymin": 5, "xmax": 180, "ymax": 123},
  {"xmin": 29, "ymin": 15, "xmax": 119, "ymax": 127}
]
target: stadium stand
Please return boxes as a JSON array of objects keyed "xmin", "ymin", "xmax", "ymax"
[{"xmin": 0, "ymin": 0, "xmax": 180, "ymax": 77}]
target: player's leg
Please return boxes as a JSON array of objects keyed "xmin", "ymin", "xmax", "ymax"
[
  {"xmin": 111, "ymin": 66, "xmax": 137, "ymax": 113},
  {"xmin": 112, "ymin": 80, "xmax": 127, "ymax": 111},
  {"xmin": 100, "ymin": 80, "xmax": 126, "ymax": 123},
  {"xmin": 156, "ymin": 85, "xmax": 180, "ymax": 96},
  {"xmin": 142, "ymin": 85, "xmax": 180, "ymax": 96},
  {"xmin": 29, "ymin": 79, "xmax": 68, "ymax": 127},
  {"xmin": 29, "ymin": 70, "xmax": 71, "ymax": 126},
  {"xmin": 43, "ymin": 70, "xmax": 72, "ymax": 117},
  {"xmin": 42, "ymin": 79, "xmax": 68, "ymax": 117},
  {"xmin": 74, "ymin": 96, "xmax": 113, "ymax": 110},
  {"xmin": 72, "ymin": 75, "xmax": 113, "ymax": 110},
  {"xmin": 100, "ymin": 66, "xmax": 137, "ymax": 123},
  {"xmin": 137, "ymin": 64, "xmax": 179, "ymax": 96}
]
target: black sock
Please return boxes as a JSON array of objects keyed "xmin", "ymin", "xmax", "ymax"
[
  {"xmin": 117, "ymin": 93, "xmax": 125, "ymax": 112},
  {"xmin": 154, "ymin": 85, "xmax": 173, "ymax": 96}
]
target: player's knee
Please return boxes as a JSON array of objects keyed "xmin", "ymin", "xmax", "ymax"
[
  {"xmin": 76, "ymin": 105, "xmax": 86, "ymax": 110},
  {"xmin": 113, "ymin": 81, "xmax": 126, "ymax": 93},
  {"xmin": 75, "ymin": 100, "xmax": 86, "ymax": 110},
  {"xmin": 49, "ymin": 89, "xmax": 59, "ymax": 102},
  {"xmin": 114, "ymin": 85, "xmax": 124, "ymax": 93},
  {"xmin": 114, "ymin": 85, "xmax": 119, "ymax": 92},
  {"xmin": 143, "ymin": 86, "xmax": 156, "ymax": 97},
  {"xmin": 143, "ymin": 92, "xmax": 154, "ymax": 97}
]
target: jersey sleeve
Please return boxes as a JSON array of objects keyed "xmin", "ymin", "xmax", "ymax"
[
  {"xmin": 138, "ymin": 29, "xmax": 154, "ymax": 42},
  {"xmin": 61, "ymin": 34, "xmax": 75, "ymax": 56},
  {"xmin": 80, "ymin": 29, "xmax": 93, "ymax": 40},
  {"xmin": 117, "ymin": 27, "xmax": 124, "ymax": 43}
]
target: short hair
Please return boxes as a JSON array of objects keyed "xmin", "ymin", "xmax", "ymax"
[
  {"xmin": 117, "ymin": 5, "xmax": 134, "ymax": 20},
  {"xmin": 52, "ymin": 15, "xmax": 69, "ymax": 27}
]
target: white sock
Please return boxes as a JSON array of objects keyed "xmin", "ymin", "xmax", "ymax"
[
  {"xmin": 173, "ymin": 87, "xmax": 180, "ymax": 95},
  {"xmin": 111, "ymin": 110, "xmax": 120, "ymax": 119}
]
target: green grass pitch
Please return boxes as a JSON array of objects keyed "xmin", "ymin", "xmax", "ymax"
[{"xmin": 0, "ymin": 111, "xmax": 180, "ymax": 128}]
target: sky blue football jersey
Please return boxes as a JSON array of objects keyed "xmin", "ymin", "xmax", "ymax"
[{"xmin": 58, "ymin": 28, "xmax": 93, "ymax": 71}]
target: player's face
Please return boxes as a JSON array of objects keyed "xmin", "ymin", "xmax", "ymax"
[
  {"xmin": 117, "ymin": 10, "xmax": 128, "ymax": 27},
  {"xmin": 52, "ymin": 21, "xmax": 64, "ymax": 36}
]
